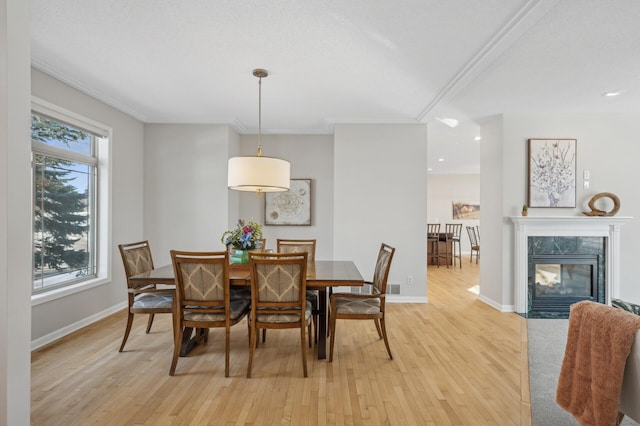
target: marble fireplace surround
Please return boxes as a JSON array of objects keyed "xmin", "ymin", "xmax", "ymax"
[{"xmin": 510, "ymin": 216, "xmax": 632, "ymax": 314}]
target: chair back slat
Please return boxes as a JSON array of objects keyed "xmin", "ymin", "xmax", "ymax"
[
  {"xmin": 277, "ymin": 239, "xmax": 316, "ymax": 267},
  {"xmin": 445, "ymin": 223, "xmax": 462, "ymax": 239},
  {"xmin": 119, "ymin": 240, "xmax": 154, "ymax": 282},
  {"xmin": 171, "ymin": 251, "xmax": 229, "ymax": 309},
  {"xmin": 250, "ymin": 253, "xmax": 307, "ymax": 306},
  {"xmin": 177, "ymin": 261, "xmax": 226, "ymax": 303},
  {"xmin": 254, "ymin": 262, "xmax": 304, "ymax": 303},
  {"xmin": 466, "ymin": 226, "xmax": 479, "ymax": 246},
  {"xmin": 372, "ymin": 243, "xmax": 395, "ymax": 294}
]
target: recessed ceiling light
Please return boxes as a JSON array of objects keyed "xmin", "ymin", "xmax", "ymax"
[
  {"xmin": 602, "ymin": 90, "xmax": 623, "ymax": 97},
  {"xmin": 474, "ymin": 136, "xmax": 482, "ymax": 141},
  {"xmin": 437, "ymin": 158, "xmax": 445, "ymax": 162}
]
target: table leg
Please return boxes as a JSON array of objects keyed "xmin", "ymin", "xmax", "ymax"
[
  {"xmin": 317, "ymin": 288, "xmax": 327, "ymax": 359},
  {"xmin": 179, "ymin": 327, "xmax": 208, "ymax": 357}
]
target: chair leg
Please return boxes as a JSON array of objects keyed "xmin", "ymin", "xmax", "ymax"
[
  {"xmin": 300, "ymin": 323, "xmax": 308, "ymax": 377},
  {"xmin": 452, "ymin": 240, "xmax": 461, "ymax": 268},
  {"xmin": 329, "ymin": 308, "xmax": 337, "ymax": 362},
  {"xmin": 308, "ymin": 322, "xmax": 313, "ymax": 348},
  {"xmin": 373, "ymin": 319, "xmax": 383, "ymax": 339},
  {"xmin": 246, "ymin": 316, "xmax": 251, "ymax": 347},
  {"xmin": 169, "ymin": 325, "xmax": 184, "ymax": 375},
  {"xmin": 313, "ymin": 300, "xmax": 318, "ymax": 343},
  {"xmin": 224, "ymin": 326, "xmax": 230, "ymax": 377},
  {"xmin": 443, "ymin": 240, "xmax": 450, "ymax": 268},
  {"xmin": 380, "ymin": 317, "xmax": 393, "ymax": 360},
  {"xmin": 145, "ymin": 313, "xmax": 154, "ymax": 333},
  {"xmin": 119, "ymin": 312, "xmax": 135, "ymax": 352},
  {"xmin": 247, "ymin": 323, "xmax": 257, "ymax": 378}
]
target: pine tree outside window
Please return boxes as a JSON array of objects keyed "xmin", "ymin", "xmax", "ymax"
[{"xmin": 30, "ymin": 107, "xmax": 106, "ymax": 295}]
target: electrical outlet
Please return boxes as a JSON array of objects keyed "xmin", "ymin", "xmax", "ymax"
[
  {"xmin": 584, "ymin": 181, "xmax": 590, "ymax": 189},
  {"xmin": 407, "ymin": 275, "xmax": 413, "ymax": 285}
]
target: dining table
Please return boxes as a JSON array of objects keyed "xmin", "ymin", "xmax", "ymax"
[{"xmin": 128, "ymin": 260, "xmax": 364, "ymax": 360}]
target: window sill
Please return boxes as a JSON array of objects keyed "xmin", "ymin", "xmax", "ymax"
[{"xmin": 31, "ymin": 276, "xmax": 110, "ymax": 306}]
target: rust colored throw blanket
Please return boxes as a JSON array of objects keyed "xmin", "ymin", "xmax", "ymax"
[{"xmin": 556, "ymin": 301, "xmax": 640, "ymax": 425}]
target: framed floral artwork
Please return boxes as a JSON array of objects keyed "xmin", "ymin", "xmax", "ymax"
[
  {"xmin": 528, "ymin": 139, "xmax": 576, "ymax": 208},
  {"xmin": 265, "ymin": 179, "xmax": 311, "ymax": 225}
]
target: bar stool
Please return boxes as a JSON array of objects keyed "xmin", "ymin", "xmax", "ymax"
[{"xmin": 427, "ymin": 224, "xmax": 441, "ymax": 267}]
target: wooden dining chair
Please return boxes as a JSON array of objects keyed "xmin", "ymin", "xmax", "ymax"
[
  {"xmin": 118, "ymin": 240, "xmax": 174, "ymax": 352},
  {"xmin": 169, "ymin": 250, "xmax": 250, "ymax": 376},
  {"xmin": 276, "ymin": 239, "xmax": 319, "ymax": 343},
  {"xmin": 247, "ymin": 252, "xmax": 311, "ymax": 378},
  {"xmin": 329, "ymin": 243, "xmax": 396, "ymax": 361}
]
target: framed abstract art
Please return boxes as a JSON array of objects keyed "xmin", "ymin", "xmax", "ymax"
[{"xmin": 265, "ymin": 179, "xmax": 311, "ymax": 225}]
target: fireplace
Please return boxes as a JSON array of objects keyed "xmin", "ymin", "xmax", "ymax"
[
  {"xmin": 527, "ymin": 236, "xmax": 605, "ymax": 315},
  {"xmin": 529, "ymin": 254, "xmax": 603, "ymax": 315},
  {"xmin": 510, "ymin": 216, "xmax": 630, "ymax": 315}
]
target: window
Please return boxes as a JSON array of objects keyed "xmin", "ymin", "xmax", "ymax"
[{"xmin": 31, "ymin": 98, "xmax": 111, "ymax": 299}]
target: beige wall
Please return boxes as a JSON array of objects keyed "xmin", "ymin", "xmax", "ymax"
[
  {"xmin": 143, "ymin": 124, "xmax": 234, "ymax": 266},
  {"xmin": 334, "ymin": 124, "xmax": 428, "ymax": 301}
]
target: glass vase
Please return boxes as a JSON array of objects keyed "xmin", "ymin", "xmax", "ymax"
[{"xmin": 230, "ymin": 248, "xmax": 249, "ymax": 264}]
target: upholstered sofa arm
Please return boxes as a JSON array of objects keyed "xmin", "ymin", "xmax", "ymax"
[{"xmin": 612, "ymin": 298, "xmax": 640, "ymax": 423}]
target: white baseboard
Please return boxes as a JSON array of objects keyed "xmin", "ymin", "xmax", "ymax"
[
  {"xmin": 478, "ymin": 294, "xmax": 515, "ymax": 312},
  {"xmin": 31, "ymin": 302, "xmax": 127, "ymax": 351}
]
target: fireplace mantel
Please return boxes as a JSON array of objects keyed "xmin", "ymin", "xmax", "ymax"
[{"xmin": 510, "ymin": 216, "xmax": 632, "ymax": 314}]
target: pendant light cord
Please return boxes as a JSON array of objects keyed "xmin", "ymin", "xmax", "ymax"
[{"xmin": 257, "ymin": 74, "xmax": 263, "ymax": 157}]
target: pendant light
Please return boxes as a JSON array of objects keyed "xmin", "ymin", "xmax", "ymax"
[{"xmin": 228, "ymin": 69, "xmax": 290, "ymax": 194}]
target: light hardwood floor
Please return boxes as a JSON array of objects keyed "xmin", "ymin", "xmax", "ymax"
[{"xmin": 32, "ymin": 261, "xmax": 531, "ymax": 425}]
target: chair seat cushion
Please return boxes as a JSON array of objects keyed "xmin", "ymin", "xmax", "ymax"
[
  {"xmin": 184, "ymin": 299, "xmax": 250, "ymax": 322},
  {"xmin": 132, "ymin": 292, "xmax": 173, "ymax": 309},
  {"xmin": 256, "ymin": 301, "xmax": 313, "ymax": 323},
  {"xmin": 334, "ymin": 296, "xmax": 381, "ymax": 315}
]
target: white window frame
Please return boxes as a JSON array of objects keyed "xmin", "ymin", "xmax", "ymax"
[{"xmin": 31, "ymin": 97, "xmax": 112, "ymax": 306}]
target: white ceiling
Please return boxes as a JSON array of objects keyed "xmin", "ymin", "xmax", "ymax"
[{"xmin": 30, "ymin": 0, "xmax": 640, "ymax": 174}]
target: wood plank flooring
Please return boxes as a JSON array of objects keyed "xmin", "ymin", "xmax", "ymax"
[{"xmin": 31, "ymin": 261, "xmax": 531, "ymax": 425}]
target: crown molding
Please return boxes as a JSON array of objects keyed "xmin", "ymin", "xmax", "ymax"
[
  {"xmin": 416, "ymin": 0, "xmax": 562, "ymax": 122},
  {"xmin": 31, "ymin": 58, "xmax": 149, "ymax": 122}
]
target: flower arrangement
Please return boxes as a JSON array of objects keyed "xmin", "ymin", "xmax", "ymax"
[{"xmin": 221, "ymin": 219, "xmax": 263, "ymax": 250}]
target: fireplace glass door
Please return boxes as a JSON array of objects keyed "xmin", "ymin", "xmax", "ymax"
[
  {"xmin": 534, "ymin": 263, "xmax": 593, "ymax": 297},
  {"xmin": 530, "ymin": 255, "xmax": 600, "ymax": 313}
]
